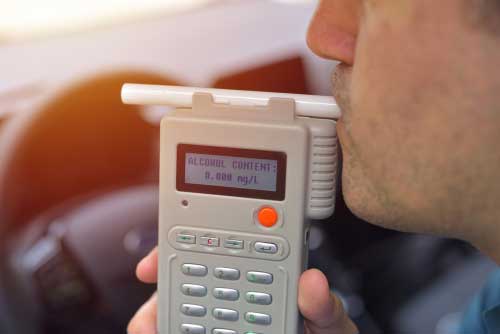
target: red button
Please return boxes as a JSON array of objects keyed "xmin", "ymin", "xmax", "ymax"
[{"xmin": 257, "ymin": 207, "xmax": 278, "ymax": 228}]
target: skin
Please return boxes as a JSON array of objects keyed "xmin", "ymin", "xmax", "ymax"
[
  {"xmin": 308, "ymin": 0, "xmax": 500, "ymax": 260},
  {"xmin": 129, "ymin": 0, "xmax": 500, "ymax": 332}
]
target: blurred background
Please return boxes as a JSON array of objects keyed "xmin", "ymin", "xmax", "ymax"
[{"xmin": 0, "ymin": 0, "xmax": 495, "ymax": 333}]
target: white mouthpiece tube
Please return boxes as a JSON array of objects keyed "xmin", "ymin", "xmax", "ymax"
[{"xmin": 121, "ymin": 84, "xmax": 340, "ymax": 119}]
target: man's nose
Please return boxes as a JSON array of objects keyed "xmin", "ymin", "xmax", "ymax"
[{"xmin": 306, "ymin": 0, "xmax": 361, "ymax": 65}]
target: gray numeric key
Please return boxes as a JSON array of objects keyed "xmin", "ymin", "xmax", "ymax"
[
  {"xmin": 214, "ymin": 267, "xmax": 240, "ymax": 280},
  {"xmin": 181, "ymin": 304, "xmax": 207, "ymax": 317},
  {"xmin": 213, "ymin": 308, "xmax": 239, "ymax": 321},
  {"xmin": 212, "ymin": 329, "xmax": 237, "ymax": 334},
  {"xmin": 245, "ymin": 312, "xmax": 272, "ymax": 325},
  {"xmin": 182, "ymin": 264, "xmax": 208, "ymax": 277},
  {"xmin": 247, "ymin": 271, "xmax": 273, "ymax": 284},
  {"xmin": 245, "ymin": 292, "xmax": 272, "ymax": 305},
  {"xmin": 213, "ymin": 288, "xmax": 239, "ymax": 301},
  {"xmin": 181, "ymin": 324, "xmax": 206, "ymax": 334},
  {"xmin": 182, "ymin": 284, "xmax": 207, "ymax": 297}
]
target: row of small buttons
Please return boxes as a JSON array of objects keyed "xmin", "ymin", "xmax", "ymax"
[
  {"xmin": 181, "ymin": 285, "xmax": 272, "ymax": 305},
  {"xmin": 177, "ymin": 233, "xmax": 278, "ymax": 255},
  {"xmin": 177, "ymin": 234, "xmax": 242, "ymax": 249},
  {"xmin": 182, "ymin": 264, "xmax": 273, "ymax": 284},
  {"xmin": 181, "ymin": 324, "xmax": 264, "ymax": 334},
  {"xmin": 180, "ymin": 307, "xmax": 271, "ymax": 324}
]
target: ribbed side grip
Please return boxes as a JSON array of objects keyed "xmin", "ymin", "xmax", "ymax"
[{"xmin": 307, "ymin": 120, "xmax": 338, "ymax": 220}]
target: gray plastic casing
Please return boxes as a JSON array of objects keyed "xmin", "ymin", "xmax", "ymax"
[{"xmin": 158, "ymin": 93, "xmax": 338, "ymax": 334}]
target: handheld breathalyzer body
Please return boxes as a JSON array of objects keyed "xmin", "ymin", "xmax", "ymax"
[{"xmin": 121, "ymin": 85, "xmax": 339, "ymax": 334}]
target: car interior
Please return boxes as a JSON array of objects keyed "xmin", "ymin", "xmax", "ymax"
[{"xmin": 0, "ymin": 1, "xmax": 496, "ymax": 333}]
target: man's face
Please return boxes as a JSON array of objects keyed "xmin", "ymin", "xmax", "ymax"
[{"xmin": 308, "ymin": 0, "xmax": 500, "ymax": 244}]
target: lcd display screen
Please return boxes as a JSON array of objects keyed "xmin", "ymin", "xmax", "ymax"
[{"xmin": 177, "ymin": 144, "xmax": 286, "ymax": 200}]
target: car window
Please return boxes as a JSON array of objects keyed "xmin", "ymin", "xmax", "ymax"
[{"xmin": 0, "ymin": 0, "xmax": 216, "ymax": 43}]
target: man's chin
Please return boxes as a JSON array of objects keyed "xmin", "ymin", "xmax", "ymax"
[
  {"xmin": 341, "ymin": 170, "xmax": 383, "ymax": 225},
  {"xmin": 340, "ymin": 152, "xmax": 401, "ymax": 231}
]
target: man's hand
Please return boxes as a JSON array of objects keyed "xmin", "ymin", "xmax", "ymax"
[
  {"xmin": 128, "ymin": 247, "xmax": 358, "ymax": 334},
  {"xmin": 298, "ymin": 269, "xmax": 358, "ymax": 334}
]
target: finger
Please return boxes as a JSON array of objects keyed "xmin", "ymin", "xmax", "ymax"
[
  {"xmin": 127, "ymin": 292, "xmax": 158, "ymax": 334},
  {"xmin": 299, "ymin": 269, "xmax": 358, "ymax": 334},
  {"xmin": 136, "ymin": 247, "xmax": 158, "ymax": 283}
]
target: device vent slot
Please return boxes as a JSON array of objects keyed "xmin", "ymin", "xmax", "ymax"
[
  {"xmin": 313, "ymin": 144, "xmax": 335, "ymax": 149},
  {"xmin": 313, "ymin": 161, "xmax": 336, "ymax": 166},
  {"xmin": 311, "ymin": 203, "xmax": 334, "ymax": 209},
  {"xmin": 312, "ymin": 179, "xmax": 335, "ymax": 183},
  {"xmin": 312, "ymin": 170, "xmax": 335, "ymax": 175},
  {"xmin": 312, "ymin": 187, "xmax": 335, "ymax": 192},
  {"xmin": 310, "ymin": 193, "xmax": 334, "ymax": 199}
]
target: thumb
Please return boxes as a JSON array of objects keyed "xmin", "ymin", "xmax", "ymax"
[{"xmin": 299, "ymin": 269, "xmax": 359, "ymax": 334}]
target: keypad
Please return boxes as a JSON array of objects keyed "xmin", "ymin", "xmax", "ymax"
[{"xmin": 179, "ymin": 264, "xmax": 274, "ymax": 333}]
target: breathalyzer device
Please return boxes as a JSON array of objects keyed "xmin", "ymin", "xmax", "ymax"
[{"xmin": 122, "ymin": 84, "xmax": 340, "ymax": 334}]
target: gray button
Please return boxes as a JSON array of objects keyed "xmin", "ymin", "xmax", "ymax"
[
  {"xmin": 214, "ymin": 267, "xmax": 240, "ymax": 280},
  {"xmin": 213, "ymin": 308, "xmax": 239, "ymax": 321},
  {"xmin": 212, "ymin": 329, "xmax": 237, "ymax": 334},
  {"xmin": 247, "ymin": 271, "xmax": 273, "ymax": 284},
  {"xmin": 181, "ymin": 304, "xmax": 207, "ymax": 317},
  {"xmin": 182, "ymin": 284, "xmax": 207, "ymax": 297},
  {"xmin": 245, "ymin": 292, "xmax": 272, "ymax": 305},
  {"xmin": 177, "ymin": 234, "xmax": 196, "ymax": 244},
  {"xmin": 182, "ymin": 264, "xmax": 208, "ymax": 277},
  {"xmin": 224, "ymin": 239, "xmax": 244, "ymax": 249},
  {"xmin": 245, "ymin": 312, "xmax": 272, "ymax": 325},
  {"xmin": 200, "ymin": 236, "xmax": 220, "ymax": 247},
  {"xmin": 213, "ymin": 288, "xmax": 239, "ymax": 301},
  {"xmin": 181, "ymin": 324, "xmax": 206, "ymax": 334},
  {"xmin": 254, "ymin": 242, "xmax": 278, "ymax": 254}
]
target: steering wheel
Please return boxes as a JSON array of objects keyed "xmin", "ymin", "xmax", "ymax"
[{"xmin": 0, "ymin": 71, "xmax": 178, "ymax": 333}]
